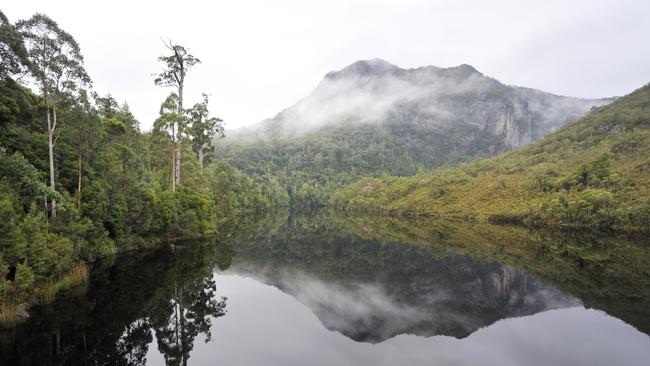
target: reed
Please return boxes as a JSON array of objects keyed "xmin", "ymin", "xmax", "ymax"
[
  {"xmin": 36, "ymin": 281, "xmax": 56, "ymax": 305},
  {"xmin": 69, "ymin": 262, "xmax": 89, "ymax": 287},
  {"xmin": 0, "ymin": 302, "xmax": 17, "ymax": 328}
]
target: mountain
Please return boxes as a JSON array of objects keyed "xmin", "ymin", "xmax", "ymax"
[
  {"xmin": 256, "ymin": 58, "xmax": 609, "ymax": 147},
  {"xmin": 332, "ymin": 83, "xmax": 650, "ymax": 230},
  {"xmin": 215, "ymin": 59, "xmax": 611, "ymax": 206}
]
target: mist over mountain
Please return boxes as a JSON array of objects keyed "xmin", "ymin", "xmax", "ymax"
[
  {"xmin": 233, "ymin": 58, "xmax": 610, "ymax": 146},
  {"xmin": 215, "ymin": 59, "xmax": 612, "ymax": 206}
]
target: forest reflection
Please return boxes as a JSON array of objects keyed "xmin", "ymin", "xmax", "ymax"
[{"xmin": 0, "ymin": 237, "xmax": 230, "ymax": 365}]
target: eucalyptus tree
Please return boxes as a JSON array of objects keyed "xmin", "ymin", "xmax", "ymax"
[
  {"xmin": 154, "ymin": 41, "xmax": 200, "ymax": 191},
  {"xmin": 17, "ymin": 14, "xmax": 91, "ymax": 217},
  {"xmin": 67, "ymin": 90, "xmax": 101, "ymax": 210},
  {"xmin": 0, "ymin": 10, "xmax": 28, "ymax": 79},
  {"xmin": 188, "ymin": 94, "xmax": 225, "ymax": 172},
  {"xmin": 154, "ymin": 93, "xmax": 185, "ymax": 191}
]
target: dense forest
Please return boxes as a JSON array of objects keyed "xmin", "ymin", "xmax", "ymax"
[
  {"xmin": 333, "ymin": 84, "xmax": 650, "ymax": 231},
  {"xmin": 217, "ymin": 121, "xmax": 507, "ymax": 207},
  {"xmin": 0, "ymin": 11, "xmax": 277, "ymax": 311}
]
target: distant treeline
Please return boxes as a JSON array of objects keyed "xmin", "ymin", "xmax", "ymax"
[{"xmin": 216, "ymin": 120, "xmax": 507, "ymax": 208}]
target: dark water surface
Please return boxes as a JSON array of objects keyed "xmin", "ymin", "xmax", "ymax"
[{"xmin": 2, "ymin": 210, "xmax": 649, "ymax": 365}]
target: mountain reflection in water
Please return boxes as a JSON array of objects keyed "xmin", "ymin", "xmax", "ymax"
[
  {"xmin": 1, "ymin": 209, "xmax": 649, "ymax": 366},
  {"xmin": 232, "ymin": 255, "xmax": 580, "ymax": 342}
]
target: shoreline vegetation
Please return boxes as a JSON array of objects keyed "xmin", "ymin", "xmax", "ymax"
[
  {"xmin": 0, "ymin": 219, "xmax": 236, "ymax": 328},
  {"xmin": 332, "ymin": 208, "xmax": 649, "ymax": 233},
  {"xmin": 332, "ymin": 84, "xmax": 650, "ymax": 232},
  {"xmin": 0, "ymin": 11, "xmax": 279, "ymax": 320}
]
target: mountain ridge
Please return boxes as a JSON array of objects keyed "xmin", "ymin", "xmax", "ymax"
[
  {"xmin": 232, "ymin": 59, "xmax": 611, "ymax": 147},
  {"xmin": 215, "ymin": 59, "xmax": 613, "ymax": 207}
]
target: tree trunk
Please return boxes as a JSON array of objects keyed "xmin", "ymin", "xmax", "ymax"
[
  {"xmin": 77, "ymin": 154, "xmax": 82, "ymax": 211},
  {"xmin": 175, "ymin": 144, "xmax": 181, "ymax": 187},
  {"xmin": 171, "ymin": 123, "xmax": 176, "ymax": 192},
  {"xmin": 198, "ymin": 147, "xmax": 204, "ymax": 172},
  {"xmin": 178, "ymin": 283, "xmax": 187, "ymax": 366},
  {"xmin": 176, "ymin": 86, "xmax": 183, "ymax": 187},
  {"xmin": 47, "ymin": 104, "xmax": 57, "ymax": 218}
]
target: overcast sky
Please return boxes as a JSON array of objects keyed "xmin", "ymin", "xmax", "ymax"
[{"xmin": 4, "ymin": 0, "xmax": 650, "ymax": 130}]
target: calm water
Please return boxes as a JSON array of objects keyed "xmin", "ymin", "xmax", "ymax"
[{"xmin": 2, "ymin": 210, "xmax": 649, "ymax": 365}]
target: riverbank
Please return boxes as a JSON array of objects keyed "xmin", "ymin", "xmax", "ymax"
[{"xmin": 0, "ymin": 214, "xmax": 244, "ymax": 328}]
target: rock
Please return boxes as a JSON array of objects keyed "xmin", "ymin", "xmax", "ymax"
[{"xmin": 15, "ymin": 304, "xmax": 29, "ymax": 320}]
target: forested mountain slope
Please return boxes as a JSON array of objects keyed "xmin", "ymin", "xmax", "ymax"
[
  {"xmin": 333, "ymin": 83, "xmax": 650, "ymax": 230},
  {"xmin": 216, "ymin": 59, "xmax": 610, "ymax": 206}
]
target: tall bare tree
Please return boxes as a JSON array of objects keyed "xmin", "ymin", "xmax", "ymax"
[
  {"xmin": 17, "ymin": 14, "xmax": 91, "ymax": 217},
  {"xmin": 68, "ymin": 90, "xmax": 101, "ymax": 211},
  {"xmin": 154, "ymin": 40, "xmax": 200, "ymax": 191},
  {"xmin": 154, "ymin": 93, "xmax": 185, "ymax": 190}
]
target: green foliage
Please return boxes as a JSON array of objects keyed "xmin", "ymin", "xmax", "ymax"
[
  {"xmin": 187, "ymin": 93, "xmax": 224, "ymax": 167},
  {"xmin": 334, "ymin": 83, "xmax": 650, "ymax": 231},
  {"xmin": 154, "ymin": 93, "xmax": 184, "ymax": 134},
  {"xmin": 535, "ymin": 189, "xmax": 619, "ymax": 227},
  {"xmin": 207, "ymin": 161, "xmax": 273, "ymax": 216},
  {"xmin": 16, "ymin": 13, "xmax": 91, "ymax": 93},
  {"xmin": 0, "ymin": 204, "xmax": 66, "ymax": 270},
  {"xmin": 14, "ymin": 263, "xmax": 35, "ymax": 297},
  {"xmin": 216, "ymin": 119, "xmax": 508, "ymax": 207},
  {"xmin": 0, "ymin": 148, "xmax": 60, "ymax": 206},
  {"xmin": 153, "ymin": 42, "xmax": 200, "ymax": 89},
  {"xmin": 0, "ymin": 10, "xmax": 28, "ymax": 79},
  {"xmin": 0, "ymin": 13, "xmax": 272, "ymax": 306},
  {"xmin": 561, "ymin": 153, "xmax": 623, "ymax": 190}
]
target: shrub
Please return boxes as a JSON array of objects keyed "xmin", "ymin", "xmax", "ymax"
[{"xmin": 14, "ymin": 263, "xmax": 35, "ymax": 301}]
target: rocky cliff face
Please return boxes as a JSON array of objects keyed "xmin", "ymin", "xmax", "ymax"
[{"xmin": 264, "ymin": 59, "xmax": 610, "ymax": 147}]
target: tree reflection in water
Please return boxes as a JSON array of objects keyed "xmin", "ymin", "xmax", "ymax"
[
  {"xmin": 0, "ymin": 236, "xmax": 231, "ymax": 366},
  {"xmin": 150, "ymin": 277, "xmax": 226, "ymax": 366}
]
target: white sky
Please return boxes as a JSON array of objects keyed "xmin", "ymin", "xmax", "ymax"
[{"xmin": 4, "ymin": 0, "xmax": 650, "ymax": 131}]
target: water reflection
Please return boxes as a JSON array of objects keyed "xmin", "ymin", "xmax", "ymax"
[
  {"xmin": 233, "ymin": 257, "xmax": 580, "ymax": 342},
  {"xmin": 0, "ymin": 240, "xmax": 228, "ymax": 365},
  {"xmin": 1, "ymin": 209, "xmax": 649, "ymax": 365}
]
